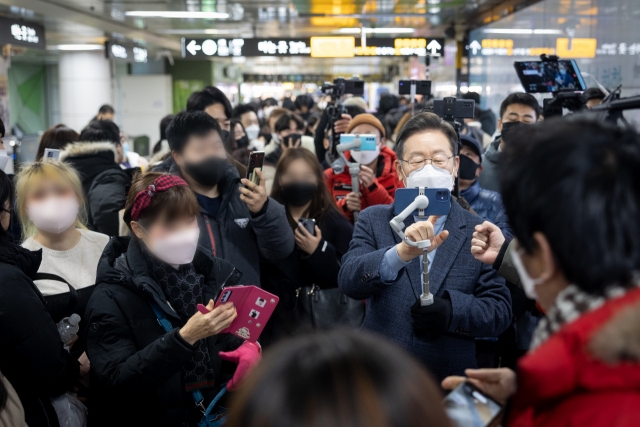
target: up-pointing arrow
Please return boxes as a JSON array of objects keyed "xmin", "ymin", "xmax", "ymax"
[
  {"xmin": 469, "ymin": 40, "xmax": 482, "ymax": 55},
  {"xmin": 186, "ymin": 39, "xmax": 201, "ymax": 56},
  {"xmin": 427, "ymin": 39, "xmax": 442, "ymax": 55}
]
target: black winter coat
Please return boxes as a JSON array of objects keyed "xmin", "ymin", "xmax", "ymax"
[
  {"xmin": 85, "ymin": 237, "xmax": 243, "ymax": 427},
  {"xmin": 260, "ymin": 208, "xmax": 354, "ymax": 345},
  {"xmin": 61, "ymin": 142, "xmax": 137, "ymax": 236},
  {"xmin": 0, "ymin": 237, "xmax": 79, "ymax": 427}
]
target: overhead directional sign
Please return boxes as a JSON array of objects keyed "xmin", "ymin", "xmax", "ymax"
[
  {"xmin": 182, "ymin": 37, "xmax": 440, "ymax": 58},
  {"xmin": 182, "ymin": 38, "xmax": 311, "ymax": 58},
  {"xmin": 0, "ymin": 16, "xmax": 45, "ymax": 50},
  {"xmin": 105, "ymin": 41, "xmax": 148, "ymax": 63}
]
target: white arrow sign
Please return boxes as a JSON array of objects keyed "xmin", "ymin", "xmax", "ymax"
[
  {"xmin": 426, "ymin": 39, "xmax": 442, "ymax": 55},
  {"xmin": 469, "ymin": 40, "xmax": 482, "ymax": 55},
  {"xmin": 186, "ymin": 39, "xmax": 201, "ymax": 56}
]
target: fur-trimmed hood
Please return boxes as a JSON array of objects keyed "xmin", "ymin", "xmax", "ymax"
[
  {"xmin": 60, "ymin": 141, "xmax": 118, "ymax": 161},
  {"xmin": 589, "ymin": 297, "xmax": 640, "ymax": 363}
]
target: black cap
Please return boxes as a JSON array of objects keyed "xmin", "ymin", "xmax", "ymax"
[{"xmin": 460, "ymin": 134, "xmax": 483, "ymax": 162}]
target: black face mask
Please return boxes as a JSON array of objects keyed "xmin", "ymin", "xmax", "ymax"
[
  {"xmin": 501, "ymin": 121, "xmax": 525, "ymax": 144},
  {"xmin": 184, "ymin": 156, "xmax": 231, "ymax": 187},
  {"xmin": 236, "ymin": 136, "xmax": 250, "ymax": 149},
  {"xmin": 281, "ymin": 182, "xmax": 318, "ymax": 207},
  {"xmin": 459, "ymin": 154, "xmax": 479, "ymax": 180},
  {"xmin": 220, "ymin": 129, "xmax": 230, "ymax": 142}
]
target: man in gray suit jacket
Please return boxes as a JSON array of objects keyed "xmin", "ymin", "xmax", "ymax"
[{"xmin": 339, "ymin": 112, "xmax": 512, "ymax": 381}]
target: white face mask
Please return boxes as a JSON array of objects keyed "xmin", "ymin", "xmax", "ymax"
[
  {"xmin": 317, "ymin": 101, "xmax": 328, "ymax": 110},
  {"xmin": 0, "ymin": 150, "xmax": 8, "ymax": 171},
  {"xmin": 350, "ymin": 146, "xmax": 381, "ymax": 165},
  {"xmin": 245, "ymin": 124, "xmax": 260, "ymax": 141},
  {"xmin": 28, "ymin": 197, "xmax": 79, "ymax": 234},
  {"xmin": 510, "ymin": 246, "xmax": 544, "ymax": 299},
  {"xmin": 148, "ymin": 227, "xmax": 200, "ymax": 266},
  {"xmin": 405, "ymin": 164, "xmax": 454, "ymax": 191},
  {"xmin": 263, "ymin": 106, "xmax": 275, "ymax": 118},
  {"xmin": 271, "ymin": 133, "xmax": 280, "ymax": 144}
]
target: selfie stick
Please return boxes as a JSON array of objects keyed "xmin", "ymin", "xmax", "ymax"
[
  {"xmin": 388, "ymin": 188, "xmax": 434, "ymax": 306},
  {"xmin": 335, "ymin": 137, "xmax": 362, "ymax": 222},
  {"xmin": 410, "ymin": 81, "xmax": 417, "ymax": 116}
]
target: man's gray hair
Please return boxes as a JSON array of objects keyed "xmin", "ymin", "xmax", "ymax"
[{"xmin": 395, "ymin": 112, "xmax": 459, "ymax": 161}]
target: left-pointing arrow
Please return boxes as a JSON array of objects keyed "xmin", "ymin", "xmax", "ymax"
[{"xmin": 187, "ymin": 39, "xmax": 201, "ymax": 55}]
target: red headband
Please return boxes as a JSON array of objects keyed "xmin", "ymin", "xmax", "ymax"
[{"xmin": 130, "ymin": 175, "xmax": 189, "ymax": 221}]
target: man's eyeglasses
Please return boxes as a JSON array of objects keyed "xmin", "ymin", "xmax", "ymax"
[{"xmin": 400, "ymin": 154, "xmax": 454, "ymax": 171}]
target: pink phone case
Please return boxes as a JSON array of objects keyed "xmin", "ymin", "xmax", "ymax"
[
  {"xmin": 215, "ymin": 286, "xmax": 279, "ymax": 342},
  {"xmin": 196, "ymin": 304, "xmax": 210, "ymax": 315}
]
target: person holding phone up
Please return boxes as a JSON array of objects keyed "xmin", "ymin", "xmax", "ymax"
[
  {"xmin": 85, "ymin": 172, "xmax": 260, "ymax": 427},
  {"xmin": 260, "ymin": 148, "xmax": 353, "ymax": 346},
  {"xmin": 324, "ymin": 114, "xmax": 403, "ymax": 224},
  {"xmin": 164, "ymin": 111, "xmax": 294, "ymax": 287},
  {"xmin": 443, "ymin": 118, "xmax": 640, "ymax": 427}
]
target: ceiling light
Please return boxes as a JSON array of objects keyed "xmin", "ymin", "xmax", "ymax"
[
  {"xmin": 157, "ymin": 28, "xmax": 241, "ymax": 35},
  {"xmin": 334, "ymin": 27, "xmax": 414, "ymax": 34},
  {"xmin": 482, "ymin": 28, "xmax": 564, "ymax": 35},
  {"xmin": 125, "ymin": 11, "xmax": 229, "ymax": 19},
  {"xmin": 48, "ymin": 44, "xmax": 104, "ymax": 51}
]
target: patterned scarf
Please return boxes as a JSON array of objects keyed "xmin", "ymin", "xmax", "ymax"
[
  {"xmin": 530, "ymin": 283, "xmax": 631, "ymax": 350},
  {"xmin": 147, "ymin": 254, "xmax": 216, "ymax": 391}
]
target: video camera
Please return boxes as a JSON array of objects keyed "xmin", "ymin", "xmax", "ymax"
[
  {"xmin": 514, "ymin": 54, "xmax": 587, "ymax": 118},
  {"xmin": 321, "ymin": 77, "xmax": 365, "ymax": 164}
]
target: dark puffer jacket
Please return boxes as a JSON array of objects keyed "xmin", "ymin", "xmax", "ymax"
[
  {"xmin": 153, "ymin": 156, "xmax": 295, "ymax": 287},
  {"xmin": 0, "ymin": 237, "xmax": 79, "ymax": 427},
  {"xmin": 85, "ymin": 237, "xmax": 243, "ymax": 427},
  {"xmin": 460, "ymin": 180, "xmax": 513, "ymax": 240},
  {"xmin": 61, "ymin": 142, "xmax": 138, "ymax": 237}
]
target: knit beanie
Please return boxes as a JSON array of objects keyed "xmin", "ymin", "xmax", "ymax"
[{"xmin": 346, "ymin": 113, "xmax": 386, "ymax": 140}]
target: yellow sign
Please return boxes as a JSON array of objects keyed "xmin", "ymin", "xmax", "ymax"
[
  {"xmin": 481, "ymin": 38, "xmax": 514, "ymax": 55},
  {"xmin": 556, "ymin": 38, "xmax": 597, "ymax": 58},
  {"xmin": 310, "ymin": 37, "xmax": 355, "ymax": 58}
]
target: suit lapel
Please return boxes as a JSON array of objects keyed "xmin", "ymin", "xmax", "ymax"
[{"xmin": 429, "ymin": 202, "xmax": 466, "ymax": 297}]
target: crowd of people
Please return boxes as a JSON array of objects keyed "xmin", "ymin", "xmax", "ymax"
[{"xmin": 0, "ymin": 84, "xmax": 639, "ymax": 427}]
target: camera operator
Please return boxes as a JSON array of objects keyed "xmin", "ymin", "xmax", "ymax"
[
  {"xmin": 444, "ymin": 116, "xmax": 640, "ymax": 427},
  {"xmin": 338, "ymin": 112, "xmax": 511, "ymax": 382},
  {"xmin": 324, "ymin": 114, "xmax": 403, "ymax": 224},
  {"xmin": 480, "ymin": 93, "xmax": 541, "ymax": 193}
]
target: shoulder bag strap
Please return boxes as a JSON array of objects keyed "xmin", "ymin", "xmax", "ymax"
[
  {"xmin": 34, "ymin": 272, "xmax": 78, "ymax": 316},
  {"xmin": 148, "ymin": 302, "xmax": 209, "ymax": 413}
]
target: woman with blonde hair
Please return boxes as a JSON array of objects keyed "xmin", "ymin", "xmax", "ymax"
[{"xmin": 16, "ymin": 160, "xmax": 109, "ymax": 327}]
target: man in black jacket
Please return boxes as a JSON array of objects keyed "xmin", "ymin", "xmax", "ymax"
[
  {"xmin": 60, "ymin": 120, "xmax": 137, "ymax": 236},
  {"xmin": 166, "ymin": 111, "xmax": 294, "ymax": 286}
]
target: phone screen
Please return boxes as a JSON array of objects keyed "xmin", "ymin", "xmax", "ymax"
[
  {"xmin": 246, "ymin": 151, "xmax": 265, "ymax": 185},
  {"xmin": 514, "ymin": 60, "xmax": 586, "ymax": 93},
  {"xmin": 444, "ymin": 382, "xmax": 503, "ymax": 427}
]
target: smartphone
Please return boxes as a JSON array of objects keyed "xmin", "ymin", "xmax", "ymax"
[
  {"xmin": 399, "ymin": 80, "xmax": 432, "ymax": 96},
  {"xmin": 513, "ymin": 59, "xmax": 587, "ymax": 93},
  {"xmin": 339, "ymin": 134, "xmax": 377, "ymax": 151},
  {"xmin": 43, "ymin": 148, "xmax": 61, "ymax": 161},
  {"xmin": 393, "ymin": 188, "xmax": 451, "ymax": 217},
  {"xmin": 433, "ymin": 98, "xmax": 475, "ymax": 120},
  {"xmin": 298, "ymin": 217, "xmax": 316, "ymax": 235},
  {"xmin": 444, "ymin": 382, "xmax": 503, "ymax": 427},
  {"xmin": 246, "ymin": 151, "xmax": 265, "ymax": 185},
  {"xmin": 283, "ymin": 133, "xmax": 302, "ymax": 149},
  {"xmin": 214, "ymin": 285, "xmax": 280, "ymax": 342}
]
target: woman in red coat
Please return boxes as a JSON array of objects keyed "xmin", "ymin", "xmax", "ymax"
[
  {"xmin": 324, "ymin": 114, "xmax": 403, "ymax": 223},
  {"xmin": 443, "ymin": 117, "xmax": 640, "ymax": 426}
]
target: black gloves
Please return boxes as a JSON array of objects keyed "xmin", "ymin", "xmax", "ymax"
[{"xmin": 411, "ymin": 296, "xmax": 453, "ymax": 334}]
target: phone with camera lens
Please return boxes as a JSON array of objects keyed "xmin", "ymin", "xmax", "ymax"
[
  {"xmin": 246, "ymin": 151, "xmax": 265, "ymax": 185},
  {"xmin": 393, "ymin": 188, "xmax": 451, "ymax": 217},
  {"xmin": 298, "ymin": 217, "xmax": 316, "ymax": 235},
  {"xmin": 444, "ymin": 381, "xmax": 503, "ymax": 427},
  {"xmin": 339, "ymin": 134, "xmax": 378, "ymax": 151},
  {"xmin": 283, "ymin": 133, "xmax": 302, "ymax": 149}
]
